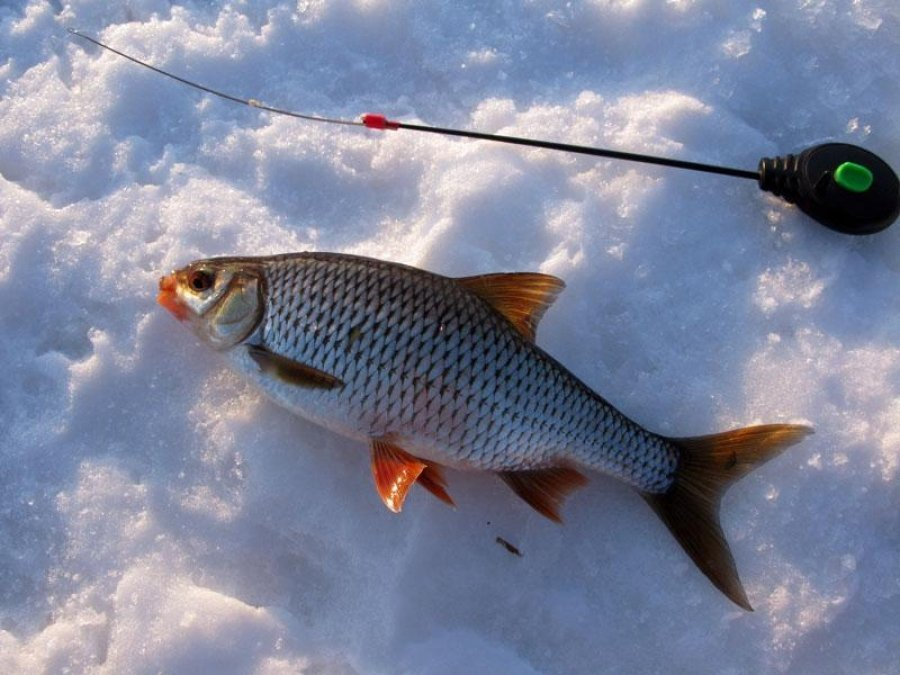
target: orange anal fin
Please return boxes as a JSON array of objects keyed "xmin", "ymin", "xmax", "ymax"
[
  {"xmin": 456, "ymin": 272, "xmax": 565, "ymax": 342},
  {"xmin": 247, "ymin": 345, "xmax": 343, "ymax": 389},
  {"xmin": 370, "ymin": 439, "xmax": 427, "ymax": 513},
  {"xmin": 418, "ymin": 465, "xmax": 455, "ymax": 508},
  {"xmin": 498, "ymin": 467, "xmax": 589, "ymax": 523}
]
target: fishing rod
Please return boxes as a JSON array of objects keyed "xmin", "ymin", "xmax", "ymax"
[{"xmin": 68, "ymin": 29, "xmax": 899, "ymax": 236}]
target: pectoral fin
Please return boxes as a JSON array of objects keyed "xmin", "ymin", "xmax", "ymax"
[
  {"xmin": 456, "ymin": 272, "xmax": 565, "ymax": 342},
  {"xmin": 247, "ymin": 345, "xmax": 343, "ymax": 389},
  {"xmin": 498, "ymin": 467, "xmax": 589, "ymax": 523}
]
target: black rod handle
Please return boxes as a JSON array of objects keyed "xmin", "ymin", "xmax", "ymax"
[{"xmin": 759, "ymin": 143, "xmax": 899, "ymax": 235}]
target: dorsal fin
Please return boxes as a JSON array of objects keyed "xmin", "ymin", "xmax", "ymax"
[{"xmin": 456, "ymin": 273, "xmax": 565, "ymax": 342}]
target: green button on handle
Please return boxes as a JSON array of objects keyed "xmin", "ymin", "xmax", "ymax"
[{"xmin": 834, "ymin": 161, "xmax": 874, "ymax": 193}]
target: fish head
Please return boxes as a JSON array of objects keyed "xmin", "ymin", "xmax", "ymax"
[{"xmin": 158, "ymin": 258, "xmax": 265, "ymax": 349}]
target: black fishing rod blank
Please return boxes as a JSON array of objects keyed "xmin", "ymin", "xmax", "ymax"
[
  {"xmin": 362, "ymin": 115, "xmax": 899, "ymax": 236},
  {"xmin": 69, "ymin": 29, "xmax": 900, "ymax": 236}
]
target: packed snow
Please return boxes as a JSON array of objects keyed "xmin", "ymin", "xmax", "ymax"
[{"xmin": 1, "ymin": 1, "xmax": 898, "ymax": 673}]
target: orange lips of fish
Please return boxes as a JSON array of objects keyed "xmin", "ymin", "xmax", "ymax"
[{"xmin": 157, "ymin": 273, "xmax": 188, "ymax": 321}]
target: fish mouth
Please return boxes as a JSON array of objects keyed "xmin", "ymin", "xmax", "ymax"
[{"xmin": 157, "ymin": 273, "xmax": 188, "ymax": 321}]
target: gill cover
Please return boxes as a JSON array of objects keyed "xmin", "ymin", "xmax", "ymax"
[{"xmin": 205, "ymin": 270, "xmax": 263, "ymax": 348}]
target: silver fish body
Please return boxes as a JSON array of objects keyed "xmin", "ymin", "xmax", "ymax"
[
  {"xmin": 229, "ymin": 253, "xmax": 676, "ymax": 491},
  {"xmin": 159, "ymin": 251, "xmax": 811, "ymax": 610}
]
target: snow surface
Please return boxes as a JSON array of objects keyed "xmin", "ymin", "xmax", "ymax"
[{"xmin": 1, "ymin": 1, "xmax": 899, "ymax": 673}]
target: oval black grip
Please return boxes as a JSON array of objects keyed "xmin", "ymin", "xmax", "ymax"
[{"xmin": 759, "ymin": 143, "xmax": 899, "ymax": 235}]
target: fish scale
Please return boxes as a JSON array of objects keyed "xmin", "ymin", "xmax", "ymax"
[{"xmin": 235, "ymin": 253, "xmax": 678, "ymax": 491}]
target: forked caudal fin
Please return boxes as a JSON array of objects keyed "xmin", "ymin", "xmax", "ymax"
[{"xmin": 643, "ymin": 424, "xmax": 812, "ymax": 611}]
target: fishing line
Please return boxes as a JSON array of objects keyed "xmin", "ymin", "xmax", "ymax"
[
  {"xmin": 68, "ymin": 29, "xmax": 363, "ymax": 128},
  {"xmin": 68, "ymin": 29, "xmax": 899, "ymax": 236}
]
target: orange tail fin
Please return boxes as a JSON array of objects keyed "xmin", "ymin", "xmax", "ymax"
[{"xmin": 643, "ymin": 424, "xmax": 812, "ymax": 610}]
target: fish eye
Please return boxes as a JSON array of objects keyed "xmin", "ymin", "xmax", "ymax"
[{"xmin": 188, "ymin": 269, "xmax": 215, "ymax": 293}]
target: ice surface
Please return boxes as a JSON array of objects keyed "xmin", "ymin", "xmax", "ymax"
[{"xmin": 1, "ymin": 1, "xmax": 899, "ymax": 673}]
